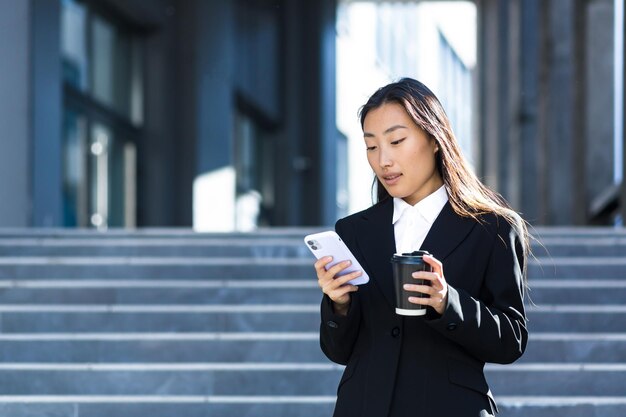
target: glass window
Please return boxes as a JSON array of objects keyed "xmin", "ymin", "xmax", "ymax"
[
  {"xmin": 62, "ymin": 110, "xmax": 88, "ymax": 227},
  {"xmin": 61, "ymin": 0, "xmax": 143, "ymax": 124},
  {"xmin": 61, "ymin": 0, "xmax": 142, "ymax": 228},
  {"xmin": 61, "ymin": 0, "xmax": 88, "ymax": 90}
]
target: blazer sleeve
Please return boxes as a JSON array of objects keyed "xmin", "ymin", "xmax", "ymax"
[
  {"xmin": 426, "ymin": 216, "xmax": 528, "ymax": 364},
  {"xmin": 319, "ymin": 218, "xmax": 362, "ymax": 365}
]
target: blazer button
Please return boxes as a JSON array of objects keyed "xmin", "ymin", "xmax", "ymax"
[
  {"xmin": 327, "ymin": 321, "xmax": 339, "ymax": 329},
  {"xmin": 391, "ymin": 327, "xmax": 401, "ymax": 337},
  {"xmin": 446, "ymin": 322, "xmax": 458, "ymax": 331}
]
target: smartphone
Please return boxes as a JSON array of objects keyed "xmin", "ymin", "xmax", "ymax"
[{"xmin": 304, "ymin": 231, "xmax": 369, "ymax": 285}]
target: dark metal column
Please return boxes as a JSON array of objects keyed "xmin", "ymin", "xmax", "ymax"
[
  {"xmin": 542, "ymin": 0, "xmax": 587, "ymax": 225},
  {"xmin": 287, "ymin": 0, "xmax": 336, "ymax": 225},
  {"xmin": 519, "ymin": 0, "xmax": 540, "ymax": 223},
  {"xmin": 31, "ymin": 0, "xmax": 63, "ymax": 226},
  {"xmin": 476, "ymin": 0, "xmax": 501, "ymax": 192},
  {"xmin": 0, "ymin": 0, "xmax": 31, "ymax": 227}
]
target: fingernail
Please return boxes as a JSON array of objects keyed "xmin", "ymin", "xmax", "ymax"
[
  {"xmin": 343, "ymin": 260, "xmax": 351, "ymax": 266},
  {"xmin": 403, "ymin": 284, "xmax": 410, "ymax": 290}
]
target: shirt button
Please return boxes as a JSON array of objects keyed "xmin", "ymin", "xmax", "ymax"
[
  {"xmin": 446, "ymin": 323, "xmax": 458, "ymax": 331},
  {"xmin": 391, "ymin": 327, "xmax": 401, "ymax": 337},
  {"xmin": 327, "ymin": 321, "xmax": 339, "ymax": 329}
]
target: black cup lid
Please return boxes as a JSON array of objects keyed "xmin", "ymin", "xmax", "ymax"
[{"xmin": 390, "ymin": 250, "xmax": 430, "ymax": 264}]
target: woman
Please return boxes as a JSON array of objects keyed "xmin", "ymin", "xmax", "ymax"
[{"xmin": 315, "ymin": 78, "xmax": 528, "ymax": 417}]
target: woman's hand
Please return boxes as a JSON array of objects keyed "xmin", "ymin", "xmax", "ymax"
[
  {"xmin": 315, "ymin": 257, "xmax": 361, "ymax": 316},
  {"xmin": 404, "ymin": 254, "xmax": 448, "ymax": 315}
]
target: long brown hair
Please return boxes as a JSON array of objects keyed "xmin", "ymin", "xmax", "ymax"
[{"xmin": 359, "ymin": 78, "xmax": 530, "ymax": 273}]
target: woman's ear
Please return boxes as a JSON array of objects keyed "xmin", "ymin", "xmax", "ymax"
[{"xmin": 429, "ymin": 137, "xmax": 439, "ymax": 153}]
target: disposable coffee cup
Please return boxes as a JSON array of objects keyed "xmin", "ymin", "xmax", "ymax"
[{"xmin": 390, "ymin": 251, "xmax": 432, "ymax": 316}]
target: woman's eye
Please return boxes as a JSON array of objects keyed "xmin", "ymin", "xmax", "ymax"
[
  {"xmin": 366, "ymin": 146, "xmax": 377, "ymax": 151},
  {"xmin": 391, "ymin": 138, "xmax": 406, "ymax": 145}
]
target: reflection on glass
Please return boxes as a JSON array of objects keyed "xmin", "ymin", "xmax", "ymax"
[
  {"xmin": 61, "ymin": 0, "xmax": 88, "ymax": 90},
  {"xmin": 90, "ymin": 124, "xmax": 110, "ymax": 229},
  {"xmin": 88, "ymin": 123, "xmax": 134, "ymax": 229},
  {"xmin": 91, "ymin": 16, "xmax": 115, "ymax": 110},
  {"xmin": 61, "ymin": 0, "xmax": 144, "ymax": 124},
  {"xmin": 62, "ymin": 110, "xmax": 88, "ymax": 227}
]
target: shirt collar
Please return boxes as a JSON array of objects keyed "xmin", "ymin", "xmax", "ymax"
[{"xmin": 392, "ymin": 185, "xmax": 449, "ymax": 225}]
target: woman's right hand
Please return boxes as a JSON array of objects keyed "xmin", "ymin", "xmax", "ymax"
[{"xmin": 315, "ymin": 257, "xmax": 361, "ymax": 315}]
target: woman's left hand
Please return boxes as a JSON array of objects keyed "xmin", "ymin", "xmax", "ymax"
[{"xmin": 404, "ymin": 254, "xmax": 448, "ymax": 315}]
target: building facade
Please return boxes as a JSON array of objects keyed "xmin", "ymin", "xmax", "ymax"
[
  {"xmin": 0, "ymin": 0, "xmax": 625, "ymax": 229},
  {"xmin": 0, "ymin": 0, "xmax": 339, "ymax": 230}
]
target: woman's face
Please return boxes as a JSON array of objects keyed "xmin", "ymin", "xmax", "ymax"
[{"xmin": 363, "ymin": 102, "xmax": 443, "ymax": 206}]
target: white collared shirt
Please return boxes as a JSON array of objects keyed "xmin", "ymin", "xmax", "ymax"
[{"xmin": 392, "ymin": 185, "xmax": 449, "ymax": 254}]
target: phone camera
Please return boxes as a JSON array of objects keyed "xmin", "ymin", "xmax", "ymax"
[
  {"xmin": 306, "ymin": 240, "xmax": 314, "ymax": 246},
  {"xmin": 311, "ymin": 246, "xmax": 318, "ymax": 250}
]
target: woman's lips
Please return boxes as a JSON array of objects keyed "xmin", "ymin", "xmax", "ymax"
[{"xmin": 382, "ymin": 173, "xmax": 402, "ymax": 185}]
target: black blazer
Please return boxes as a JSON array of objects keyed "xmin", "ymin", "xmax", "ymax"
[{"xmin": 320, "ymin": 198, "xmax": 528, "ymax": 417}]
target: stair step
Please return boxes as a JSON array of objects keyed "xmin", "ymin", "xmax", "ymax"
[
  {"xmin": 0, "ymin": 366, "xmax": 343, "ymax": 396},
  {"xmin": 0, "ymin": 363, "xmax": 624, "ymax": 396},
  {"xmin": 0, "ymin": 333, "xmax": 323, "ymax": 362},
  {"xmin": 528, "ymin": 280, "xmax": 626, "ymax": 304},
  {"xmin": 0, "ymin": 226, "xmax": 622, "ymax": 238},
  {"xmin": 0, "ymin": 276, "xmax": 626, "ymax": 306},
  {"xmin": 0, "ymin": 228, "xmax": 320, "ymax": 239},
  {"xmin": 0, "ymin": 304, "xmax": 623, "ymax": 332},
  {"xmin": 1, "ymin": 333, "xmax": 625, "ymax": 363},
  {"xmin": 486, "ymin": 363, "xmax": 626, "ymax": 396},
  {"xmin": 2, "ymin": 397, "xmax": 626, "ymax": 417},
  {"xmin": 0, "ymin": 306, "xmax": 319, "ymax": 332},
  {"xmin": 498, "ymin": 397, "xmax": 626, "ymax": 417},
  {"xmin": 3, "ymin": 306, "xmax": 622, "ymax": 333},
  {"xmin": 0, "ymin": 256, "xmax": 624, "ymax": 279},
  {"xmin": 3, "ymin": 277, "xmax": 626, "ymax": 305},
  {"xmin": 0, "ymin": 285, "xmax": 321, "ymax": 305},
  {"xmin": 527, "ymin": 257, "xmax": 626, "ymax": 279},
  {"xmin": 0, "ymin": 239, "xmax": 310, "ymax": 258},
  {"xmin": 0, "ymin": 257, "xmax": 315, "ymax": 279},
  {"xmin": 0, "ymin": 300, "xmax": 626, "ymax": 326},
  {"xmin": 0, "ymin": 400, "xmax": 336, "ymax": 417},
  {"xmin": 1, "ymin": 278, "xmax": 624, "ymax": 305},
  {"xmin": 522, "ymin": 333, "xmax": 626, "ymax": 362},
  {"xmin": 1, "ymin": 237, "xmax": 625, "ymax": 258}
]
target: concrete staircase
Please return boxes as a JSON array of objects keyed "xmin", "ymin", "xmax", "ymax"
[{"xmin": 0, "ymin": 227, "xmax": 625, "ymax": 417}]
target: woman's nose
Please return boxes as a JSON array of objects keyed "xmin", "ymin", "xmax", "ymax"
[{"xmin": 379, "ymin": 149, "xmax": 392, "ymax": 168}]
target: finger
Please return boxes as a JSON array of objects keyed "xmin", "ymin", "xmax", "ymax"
[
  {"xmin": 336, "ymin": 270, "xmax": 362, "ymax": 285},
  {"xmin": 403, "ymin": 283, "xmax": 435, "ymax": 295},
  {"xmin": 408, "ymin": 295, "xmax": 445, "ymax": 306},
  {"xmin": 314, "ymin": 256, "xmax": 333, "ymax": 273},
  {"xmin": 315, "ymin": 258, "xmax": 347, "ymax": 285},
  {"xmin": 411, "ymin": 271, "xmax": 440, "ymax": 284},
  {"xmin": 334, "ymin": 284, "xmax": 359, "ymax": 295},
  {"xmin": 423, "ymin": 254, "xmax": 443, "ymax": 276},
  {"xmin": 325, "ymin": 283, "xmax": 359, "ymax": 299},
  {"xmin": 324, "ymin": 270, "xmax": 362, "ymax": 292},
  {"xmin": 325, "ymin": 260, "xmax": 353, "ymax": 279}
]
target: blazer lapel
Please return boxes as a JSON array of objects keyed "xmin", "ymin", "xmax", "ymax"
[
  {"xmin": 420, "ymin": 202, "xmax": 477, "ymax": 261},
  {"xmin": 355, "ymin": 198, "xmax": 396, "ymax": 308},
  {"xmin": 352, "ymin": 200, "xmax": 477, "ymax": 308}
]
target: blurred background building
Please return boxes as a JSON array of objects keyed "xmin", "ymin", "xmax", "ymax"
[{"xmin": 0, "ymin": 0, "xmax": 624, "ymax": 230}]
